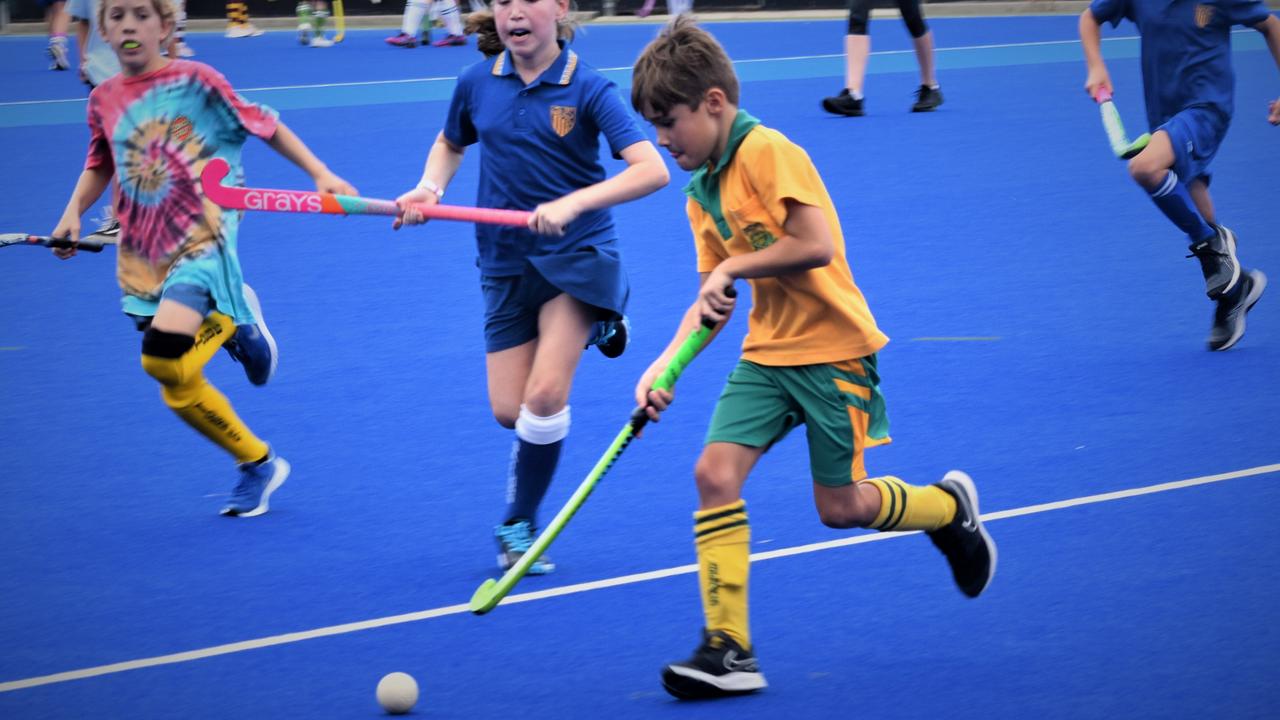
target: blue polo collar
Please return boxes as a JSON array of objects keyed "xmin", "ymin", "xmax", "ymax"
[{"xmin": 491, "ymin": 40, "xmax": 579, "ymax": 86}]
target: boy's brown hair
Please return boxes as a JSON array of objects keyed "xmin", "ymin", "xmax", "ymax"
[{"xmin": 631, "ymin": 16, "xmax": 739, "ymax": 114}]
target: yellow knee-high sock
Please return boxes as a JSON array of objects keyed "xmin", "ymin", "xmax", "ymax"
[
  {"xmin": 694, "ymin": 499, "xmax": 751, "ymax": 649},
  {"xmin": 141, "ymin": 314, "xmax": 269, "ymax": 464},
  {"xmin": 226, "ymin": 2, "xmax": 248, "ymax": 25},
  {"xmin": 864, "ymin": 476, "xmax": 956, "ymax": 531}
]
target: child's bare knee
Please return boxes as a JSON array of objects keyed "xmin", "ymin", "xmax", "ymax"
[
  {"xmin": 1127, "ymin": 154, "xmax": 1162, "ymax": 187},
  {"xmin": 694, "ymin": 456, "xmax": 738, "ymax": 499}
]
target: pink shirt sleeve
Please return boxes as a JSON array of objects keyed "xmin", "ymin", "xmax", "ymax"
[
  {"xmin": 198, "ymin": 63, "xmax": 279, "ymax": 141},
  {"xmin": 83, "ymin": 89, "xmax": 114, "ymax": 173}
]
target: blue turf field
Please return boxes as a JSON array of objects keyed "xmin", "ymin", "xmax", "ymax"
[{"xmin": 1, "ymin": 14, "xmax": 1278, "ymax": 719}]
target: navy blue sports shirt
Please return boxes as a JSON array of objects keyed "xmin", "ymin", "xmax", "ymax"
[
  {"xmin": 444, "ymin": 42, "xmax": 649, "ymax": 275},
  {"xmin": 1088, "ymin": 0, "xmax": 1272, "ymax": 129}
]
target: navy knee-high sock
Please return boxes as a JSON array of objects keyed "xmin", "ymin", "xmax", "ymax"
[
  {"xmin": 504, "ymin": 405, "xmax": 569, "ymax": 526},
  {"xmin": 1149, "ymin": 171, "xmax": 1215, "ymax": 242}
]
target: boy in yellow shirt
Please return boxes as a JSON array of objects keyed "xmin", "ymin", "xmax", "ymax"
[{"xmin": 630, "ymin": 17, "xmax": 997, "ymax": 700}]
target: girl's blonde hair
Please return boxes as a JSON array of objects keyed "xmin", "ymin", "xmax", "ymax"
[{"xmin": 97, "ymin": 0, "xmax": 177, "ymax": 38}]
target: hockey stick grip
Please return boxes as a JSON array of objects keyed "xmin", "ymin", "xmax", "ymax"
[
  {"xmin": 47, "ymin": 236, "xmax": 107, "ymax": 252},
  {"xmin": 199, "ymin": 158, "xmax": 532, "ymax": 227}
]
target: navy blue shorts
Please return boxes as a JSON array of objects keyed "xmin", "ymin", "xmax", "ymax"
[
  {"xmin": 1158, "ymin": 106, "xmax": 1229, "ymax": 185},
  {"xmin": 481, "ymin": 246, "xmax": 629, "ymax": 354}
]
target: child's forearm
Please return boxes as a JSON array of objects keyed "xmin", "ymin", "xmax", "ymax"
[
  {"xmin": 266, "ymin": 122, "xmax": 332, "ymax": 180},
  {"xmin": 559, "ymin": 141, "xmax": 668, "ymax": 214},
  {"xmin": 713, "ymin": 203, "xmax": 834, "ymax": 281},
  {"xmin": 419, "ymin": 132, "xmax": 465, "ymax": 191},
  {"xmin": 1079, "ymin": 9, "xmax": 1106, "ymax": 70},
  {"xmin": 1258, "ymin": 16, "xmax": 1280, "ymax": 72},
  {"xmin": 561, "ymin": 158, "xmax": 668, "ymax": 214},
  {"xmin": 63, "ymin": 167, "xmax": 112, "ymax": 217}
]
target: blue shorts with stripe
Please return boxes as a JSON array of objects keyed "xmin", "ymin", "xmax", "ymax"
[
  {"xmin": 1158, "ymin": 106, "xmax": 1229, "ymax": 185},
  {"xmin": 480, "ymin": 243, "xmax": 629, "ymax": 353}
]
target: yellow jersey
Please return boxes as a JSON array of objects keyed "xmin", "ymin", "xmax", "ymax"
[{"xmin": 685, "ymin": 111, "xmax": 888, "ymax": 366}]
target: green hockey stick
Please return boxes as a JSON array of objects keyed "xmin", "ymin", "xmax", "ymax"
[{"xmin": 469, "ymin": 288, "xmax": 736, "ymax": 615}]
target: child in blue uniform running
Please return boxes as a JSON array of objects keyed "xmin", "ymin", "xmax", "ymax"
[
  {"xmin": 51, "ymin": 0, "xmax": 355, "ymax": 516},
  {"xmin": 1080, "ymin": 0, "xmax": 1280, "ymax": 350},
  {"xmin": 396, "ymin": 0, "xmax": 668, "ymax": 574}
]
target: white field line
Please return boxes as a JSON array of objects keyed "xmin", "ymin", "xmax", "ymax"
[
  {"xmin": 0, "ymin": 34, "xmax": 1151, "ymax": 108},
  {"xmin": 1, "ymin": 461, "xmax": 1276, "ymax": 693}
]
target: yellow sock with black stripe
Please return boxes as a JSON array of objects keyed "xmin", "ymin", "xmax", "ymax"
[
  {"xmin": 141, "ymin": 314, "xmax": 269, "ymax": 464},
  {"xmin": 863, "ymin": 476, "xmax": 957, "ymax": 532},
  {"xmin": 694, "ymin": 499, "xmax": 751, "ymax": 650}
]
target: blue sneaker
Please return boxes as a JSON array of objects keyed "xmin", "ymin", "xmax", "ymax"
[
  {"xmin": 586, "ymin": 315, "xmax": 630, "ymax": 359},
  {"xmin": 495, "ymin": 519, "xmax": 555, "ymax": 575},
  {"xmin": 221, "ymin": 454, "xmax": 290, "ymax": 517},
  {"xmin": 223, "ymin": 284, "xmax": 278, "ymax": 386}
]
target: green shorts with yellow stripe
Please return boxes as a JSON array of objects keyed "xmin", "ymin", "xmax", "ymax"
[{"xmin": 705, "ymin": 356, "xmax": 891, "ymax": 487}]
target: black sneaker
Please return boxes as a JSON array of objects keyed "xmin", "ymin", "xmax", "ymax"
[
  {"xmin": 1188, "ymin": 225, "xmax": 1241, "ymax": 300},
  {"xmin": 926, "ymin": 470, "xmax": 996, "ymax": 598},
  {"xmin": 1207, "ymin": 268, "xmax": 1266, "ymax": 351},
  {"xmin": 661, "ymin": 630, "xmax": 767, "ymax": 700},
  {"xmin": 821, "ymin": 89, "xmax": 864, "ymax": 117},
  {"xmin": 911, "ymin": 84, "xmax": 944, "ymax": 112},
  {"xmin": 586, "ymin": 315, "xmax": 630, "ymax": 359}
]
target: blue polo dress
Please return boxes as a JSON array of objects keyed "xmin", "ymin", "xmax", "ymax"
[{"xmin": 444, "ymin": 42, "xmax": 649, "ymax": 346}]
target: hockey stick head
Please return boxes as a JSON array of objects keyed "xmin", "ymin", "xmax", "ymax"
[{"xmin": 469, "ymin": 579, "xmax": 500, "ymax": 615}]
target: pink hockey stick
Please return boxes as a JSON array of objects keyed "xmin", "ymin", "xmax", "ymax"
[{"xmin": 199, "ymin": 158, "xmax": 533, "ymax": 227}]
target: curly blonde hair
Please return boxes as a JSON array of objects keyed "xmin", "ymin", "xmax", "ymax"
[{"xmin": 97, "ymin": 0, "xmax": 177, "ymax": 39}]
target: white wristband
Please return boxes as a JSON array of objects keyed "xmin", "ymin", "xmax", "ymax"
[{"xmin": 416, "ymin": 179, "xmax": 445, "ymax": 199}]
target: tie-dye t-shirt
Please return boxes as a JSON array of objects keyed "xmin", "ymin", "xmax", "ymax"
[{"xmin": 85, "ymin": 60, "xmax": 278, "ymax": 320}]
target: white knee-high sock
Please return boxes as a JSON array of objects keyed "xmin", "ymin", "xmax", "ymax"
[
  {"xmin": 401, "ymin": 0, "xmax": 429, "ymax": 35},
  {"xmin": 434, "ymin": 0, "xmax": 463, "ymax": 36}
]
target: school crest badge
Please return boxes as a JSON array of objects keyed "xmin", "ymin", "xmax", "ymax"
[
  {"xmin": 743, "ymin": 222, "xmax": 777, "ymax": 251},
  {"xmin": 550, "ymin": 106, "xmax": 576, "ymax": 137},
  {"xmin": 1194, "ymin": 4, "xmax": 1214, "ymax": 28}
]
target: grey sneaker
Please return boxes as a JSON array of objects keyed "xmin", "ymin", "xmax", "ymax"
[
  {"xmin": 1188, "ymin": 225, "xmax": 1241, "ymax": 300},
  {"xmin": 662, "ymin": 629, "xmax": 767, "ymax": 700},
  {"xmin": 48, "ymin": 36, "xmax": 70, "ymax": 71},
  {"xmin": 927, "ymin": 470, "xmax": 997, "ymax": 598},
  {"xmin": 1207, "ymin": 268, "xmax": 1266, "ymax": 351},
  {"xmin": 822, "ymin": 88, "xmax": 864, "ymax": 117}
]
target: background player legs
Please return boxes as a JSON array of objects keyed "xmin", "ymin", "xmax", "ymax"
[
  {"xmin": 386, "ymin": 0, "xmax": 430, "ymax": 47},
  {"xmin": 912, "ymin": 30, "xmax": 937, "ymax": 89},
  {"xmin": 45, "ymin": 0, "xmax": 70, "ymax": 70},
  {"xmin": 296, "ymin": 1, "xmax": 334, "ymax": 47},
  {"xmin": 430, "ymin": 0, "xmax": 466, "ymax": 46},
  {"xmin": 171, "ymin": 0, "xmax": 194, "ymax": 56},
  {"xmin": 225, "ymin": 1, "xmax": 262, "ymax": 38},
  {"xmin": 844, "ymin": 33, "xmax": 869, "ymax": 98}
]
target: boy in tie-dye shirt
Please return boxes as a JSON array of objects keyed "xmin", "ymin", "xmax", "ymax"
[{"xmin": 52, "ymin": 0, "xmax": 355, "ymax": 517}]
